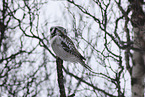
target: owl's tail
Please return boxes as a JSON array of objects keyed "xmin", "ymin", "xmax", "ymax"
[{"xmin": 79, "ymin": 60, "xmax": 92, "ymax": 71}]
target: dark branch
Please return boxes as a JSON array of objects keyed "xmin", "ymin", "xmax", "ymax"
[
  {"xmin": 56, "ymin": 57, "xmax": 66, "ymax": 97},
  {"xmin": 63, "ymin": 66, "xmax": 117, "ymax": 97}
]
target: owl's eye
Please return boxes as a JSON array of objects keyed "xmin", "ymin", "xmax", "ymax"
[
  {"xmin": 58, "ymin": 30, "xmax": 62, "ymax": 33},
  {"xmin": 55, "ymin": 28, "xmax": 64, "ymax": 35}
]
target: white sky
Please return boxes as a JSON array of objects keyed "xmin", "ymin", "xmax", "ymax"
[{"xmin": 39, "ymin": 0, "xmax": 132, "ymax": 96}]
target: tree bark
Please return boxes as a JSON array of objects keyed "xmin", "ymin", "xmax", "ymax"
[{"xmin": 129, "ymin": 0, "xmax": 145, "ymax": 97}]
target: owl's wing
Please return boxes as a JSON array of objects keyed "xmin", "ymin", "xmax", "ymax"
[{"xmin": 60, "ymin": 35, "xmax": 86, "ymax": 60}]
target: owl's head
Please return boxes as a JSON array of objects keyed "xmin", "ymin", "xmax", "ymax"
[{"xmin": 50, "ymin": 26, "xmax": 67, "ymax": 38}]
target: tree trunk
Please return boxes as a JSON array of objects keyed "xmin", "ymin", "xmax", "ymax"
[{"xmin": 129, "ymin": 0, "xmax": 145, "ymax": 97}]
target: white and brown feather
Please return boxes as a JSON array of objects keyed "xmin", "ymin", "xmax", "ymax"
[{"xmin": 50, "ymin": 26, "xmax": 92, "ymax": 70}]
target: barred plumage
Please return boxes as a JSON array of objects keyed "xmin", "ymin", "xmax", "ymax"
[{"xmin": 50, "ymin": 26, "xmax": 92, "ymax": 71}]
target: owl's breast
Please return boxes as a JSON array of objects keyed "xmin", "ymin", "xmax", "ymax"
[{"xmin": 51, "ymin": 37, "xmax": 78, "ymax": 62}]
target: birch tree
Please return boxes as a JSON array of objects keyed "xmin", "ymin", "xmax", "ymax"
[{"xmin": 65, "ymin": 0, "xmax": 145, "ymax": 97}]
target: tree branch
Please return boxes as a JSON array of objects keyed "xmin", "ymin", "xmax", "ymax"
[
  {"xmin": 63, "ymin": 66, "xmax": 117, "ymax": 97},
  {"xmin": 56, "ymin": 57, "xmax": 66, "ymax": 97}
]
